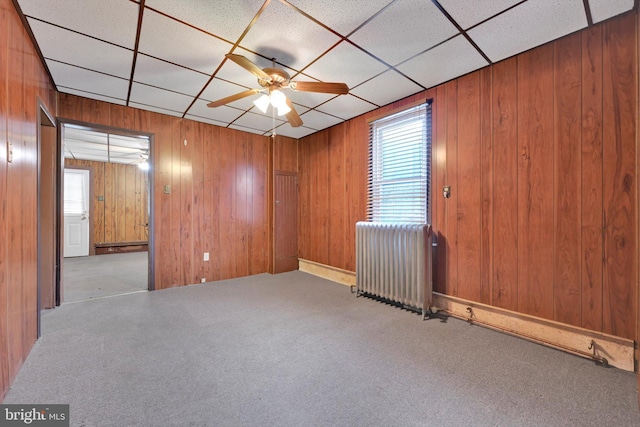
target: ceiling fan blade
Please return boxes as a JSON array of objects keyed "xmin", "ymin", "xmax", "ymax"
[
  {"xmin": 225, "ymin": 53, "xmax": 271, "ymax": 81},
  {"xmin": 207, "ymin": 89, "xmax": 260, "ymax": 108},
  {"xmin": 285, "ymin": 98, "xmax": 303, "ymax": 128},
  {"xmin": 289, "ymin": 81, "xmax": 349, "ymax": 95}
]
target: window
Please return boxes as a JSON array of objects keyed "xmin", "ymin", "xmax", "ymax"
[{"xmin": 368, "ymin": 102, "xmax": 431, "ymax": 224}]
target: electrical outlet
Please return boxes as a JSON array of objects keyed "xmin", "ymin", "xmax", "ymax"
[
  {"xmin": 203, "ymin": 252, "xmax": 209, "ymax": 261},
  {"xmin": 200, "ymin": 278, "xmax": 206, "ymax": 283},
  {"xmin": 163, "ymin": 185, "xmax": 171, "ymax": 194}
]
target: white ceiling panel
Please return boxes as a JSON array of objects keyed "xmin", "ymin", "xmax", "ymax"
[
  {"xmin": 273, "ymin": 123, "xmax": 318, "ymax": 139},
  {"xmin": 184, "ymin": 115, "xmax": 228, "ymax": 128},
  {"xmin": 316, "ymin": 95, "xmax": 377, "ymax": 120},
  {"xmin": 588, "ymin": 0, "xmax": 634, "ymax": 23},
  {"xmin": 350, "ymin": 0, "xmax": 459, "ymax": 66},
  {"xmin": 398, "ymin": 35, "xmax": 488, "ymax": 90},
  {"xmin": 233, "ymin": 111, "xmax": 286, "ymax": 132},
  {"xmin": 188, "ymin": 99, "xmax": 245, "ymax": 123},
  {"xmin": 46, "ymin": 60, "xmax": 129, "ymax": 100},
  {"xmin": 58, "ymin": 88, "xmax": 127, "ymax": 106},
  {"xmin": 129, "ymin": 83, "xmax": 194, "ymax": 113},
  {"xmin": 287, "ymin": 90, "xmax": 337, "ymax": 110},
  {"xmin": 437, "ymin": 0, "xmax": 523, "ymax": 30},
  {"xmin": 143, "ymin": 0, "xmax": 265, "ymax": 42},
  {"xmin": 303, "ymin": 41, "xmax": 388, "ymax": 89},
  {"xmin": 134, "ymin": 54, "xmax": 210, "ymax": 96},
  {"xmin": 239, "ymin": 0, "xmax": 341, "ymax": 71},
  {"xmin": 138, "ymin": 9, "xmax": 232, "ymax": 74},
  {"xmin": 350, "ymin": 69, "xmax": 423, "ymax": 107},
  {"xmin": 199, "ymin": 77, "xmax": 254, "ymax": 103},
  {"xmin": 228, "ymin": 124, "xmax": 267, "ymax": 136},
  {"xmin": 299, "ymin": 110, "xmax": 343, "ymax": 130},
  {"xmin": 28, "ymin": 18, "xmax": 134, "ymax": 79},
  {"xmin": 287, "ymin": 0, "xmax": 394, "ymax": 36},
  {"xmin": 468, "ymin": 0, "xmax": 588, "ymax": 63},
  {"xmin": 129, "ymin": 102, "xmax": 183, "ymax": 118},
  {"xmin": 18, "ymin": 0, "xmax": 139, "ymax": 48}
]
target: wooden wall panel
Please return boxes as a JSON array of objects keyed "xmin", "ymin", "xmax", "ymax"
[
  {"xmin": 581, "ymin": 25, "xmax": 604, "ymax": 333},
  {"xmin": 0, "ymin": 0, "xmax": 56, "ymax": 400},
  {"xmin": 0, "ymin": 3, "xmax": 9, "ymax": 400},
  {"xmin": 491, "ymin": 57, "xmax": 519, "ymax": 311},
  {"xmin": 602, "ymin": 14, "xmax": 636, "ymax": 340},
  {"xmin": 297, "ymin": 12, "xmax": 639, "ymax": 345},
  {"xmin": 65, "ymin": 158, "xmax": 149, "ymax": 245},
  {"xmin": 274, "ymin": 135, "xmax": 297, "ymax": 172},
  {"xmin": 516, "ymin": 44, "xmax": 555, "ymax": 319},
  {"xmin": 456, "ymin": 73, "xmax": 482, "ymax": 302},
  {"xmin": 553, "ymin": 32, "xmax": 583, "ymax": 327},
  {"xmin": 479, "ymin": 69, "xmax": 493, "ymax": 305}
]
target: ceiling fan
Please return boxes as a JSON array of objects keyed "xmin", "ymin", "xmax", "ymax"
[{"xmin": 207, "ymin": 54, "xmax": 349, "ymax": 128}]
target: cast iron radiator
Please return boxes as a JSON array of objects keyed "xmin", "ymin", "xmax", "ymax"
[{"xmin": 355, "ymin": 222, "xmax": 433, "ymax": 318}]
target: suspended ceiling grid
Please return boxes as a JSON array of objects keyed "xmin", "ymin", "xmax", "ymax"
[{"xmin": 15, "ymin": 0, "xmax": 635, "ymax": 139}]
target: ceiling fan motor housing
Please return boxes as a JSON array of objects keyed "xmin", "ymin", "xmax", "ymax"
[{"xmin": 259, "ymin": 67, "xmax": 291, "ymax": 90}]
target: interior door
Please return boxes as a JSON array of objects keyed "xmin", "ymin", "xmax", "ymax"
[
  {"xmin": 63, "ymin": 168, "xmax": 90, "ymax": 257},
  {"xmin": 274, "ymin": 172, "xmax": 298, "ymax": 273}
]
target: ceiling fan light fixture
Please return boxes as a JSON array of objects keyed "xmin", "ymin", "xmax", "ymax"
[
  {"xmin": 253, "ymin": 94, "xmax": 270, "ymax": 113},
  {"xmin": 269, "ymin": 90, "xmax": 287, "ymax": 110},
  {"xmin": 276, "ymin": 104, "xmax": 291, "ymax": 116}
]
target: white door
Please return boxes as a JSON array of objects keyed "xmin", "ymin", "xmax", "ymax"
[{"xmin": 64, "ymin": 169, "xmax": 90, "ymax": 257}]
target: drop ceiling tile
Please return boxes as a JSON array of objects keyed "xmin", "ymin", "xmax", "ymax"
[
  {"xmin": 228, "ymin": 124, "xmax": 268, "ymax": 136},
  {"xmin": 144, "ymin": 0, "xmax": 265, "ymax": 42},
  {"xmin": 468, "ymin": 0, "xmax": 587, "ymax": 63},
  {"xmin": 138, "ymin": 8, "xmax": 232, "ymax": 74},
  {"xmin": 349, "ymin": 0, "xmax": 459, "ymax": 66},
  {"xmin": 316, "ymin": 95, "xmax": 377, "ymax": 120},
  {"xmin": 299, "ymin": 110, "xmax": 343, "ymax": 130},
  {"xmin": 233, "ymin": 111, "xmax": 286, "ymax": 133},
  {"xmin": 129, "ymin": 83, "xmax": 194, "ymax": 113},
  {"xmin": 184, "ymin": 115, "xmax": 228, "ymax": 128},
  {"xmin": 46, "ymin": 60, "xmax": 129, "ymax": 100},
  {"xmin": 350, "ymin": 69, "xmax": 423, "ymax": 107},
  {"xmin": 397, "ymin": 35, "xmax": 488, "ymax": 89},
  {"xmin": 27, "ymin": 18, "xmax": 134, "ymax": 79},
  {"xmin": 129, "ymin": 102, "xmax": 183, "ymax": 118},
  {"xmin": 286, "ymin": 0, "xmax": 394, "ymax": 36},
  {"xmin": 288, "ymin": 91, "xmax": 336, "ymax": 110},
  {"xmin": 18, "ymin": 0, "xmax": 139, "ymax": 47},
  {"xmin": 58, "ymin": 88, "xmax": 127, "ymax": 106},
  {"xmin": 238, "ymin": 0, "xmax": 341, "ymax": 71},
  {"xmin": 134, "ymin": 54, "xmax": 210, "ymax": 96},
  {"xmin": 188, "ymin": 99, "xmax": 245, "ymax": 123},
  {"xmin": 303, "ymin": 41, "xmax": 388, "ymax": 89},
  {"xmin": 588, "ymin": 0, "xmax": 634, "ymax": 23},
  {"xmin": 437, "ymin": 0, "xmax": 522, "ymax": 30},
  {"xmin": 273, "ymin": 123, "xmax": 318, "ymax": 139}
]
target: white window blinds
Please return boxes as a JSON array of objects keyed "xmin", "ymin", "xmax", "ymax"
[{"xmin": 368, "ymin": 102, "xmax": 431, "ymax": 223}]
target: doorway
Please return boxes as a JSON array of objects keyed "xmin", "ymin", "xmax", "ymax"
[{"xmin": 60, "ymin": 122, "xmax": 153, "ymax": 302}]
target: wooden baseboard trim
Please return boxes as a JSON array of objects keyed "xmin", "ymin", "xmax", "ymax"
[
  {"xmin": 432, "ymin": 293, "xmax": 635, "ymax": 372},
  {"xmin": 296, "ymin": 259, "xmax": 635, "ymax": 372},
  {"xmin": 298, "ymin": 259, "xmax": 355, "ymax": 287}
]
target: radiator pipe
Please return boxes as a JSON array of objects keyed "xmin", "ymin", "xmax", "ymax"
[{"xmin": 439, "ymin": 307, "xmax": 609, "ymax": 368}]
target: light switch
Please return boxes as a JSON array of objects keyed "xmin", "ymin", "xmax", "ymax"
[
  {"xmin": 204, "ymin": 252, "xmax": 209, "ymax": 261},
  {"xmin": 164, "ymin": 185, "xmax": 171, "ymax": 194}
]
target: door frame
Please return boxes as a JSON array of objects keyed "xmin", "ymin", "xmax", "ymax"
[
  {"xmin": 63, "ymin": 165, "xmax": 94, "ymax": 256},
  {"xmin": 36, "ymin": 99, "xmax": 57, "ymax": 337},
  {"xmin": 57, "ymin": 118, "xmax": 156, "ymax": 294}
]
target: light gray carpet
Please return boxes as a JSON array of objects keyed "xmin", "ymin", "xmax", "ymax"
[
  {"xmin": 62, "ymin": 252, "xmax": 148, "ymax": 303},
  {"xmin": 5, "ymin": 272, "xmax": 639, "ymax": 426}
]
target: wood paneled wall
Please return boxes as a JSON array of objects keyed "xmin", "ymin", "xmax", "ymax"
[
  {"xmin": 298, "ymin": 12, "xmax": 638, "ymax": 341},
  {"xmin": 0, "ymin": 0, "xmax": 57, "ymax": 401},
  {"xmin": 65, "ymin": 159, "xmax": 149, "ymax": 245}
]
